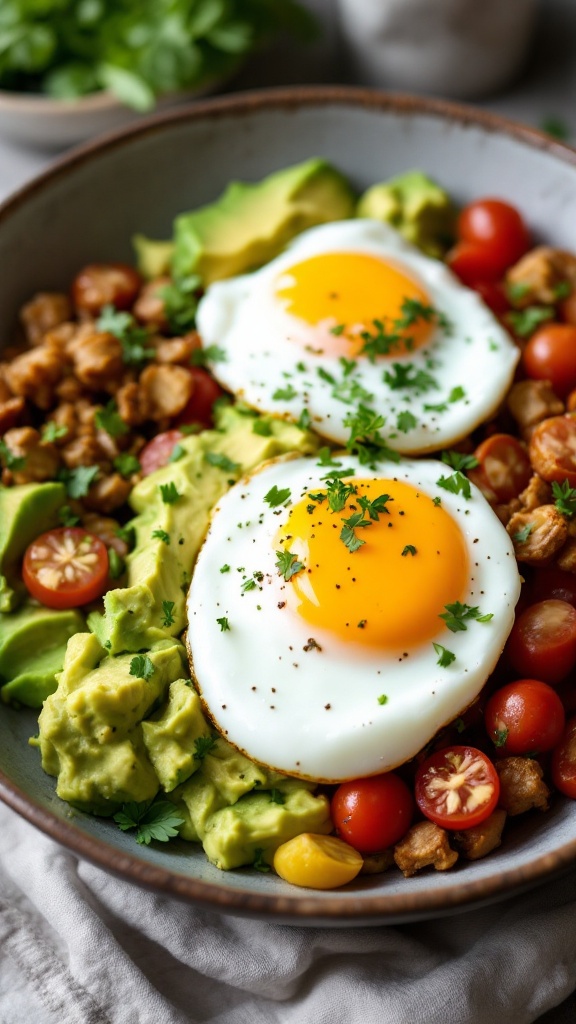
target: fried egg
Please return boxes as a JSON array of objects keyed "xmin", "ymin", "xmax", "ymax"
[
  {"xmin": 187, "ymin": 454, "xmax": 521, "ymax": 781},
  {"xmin": 196, "ymin": 220, "xmax": 519, "ymax": 453}
]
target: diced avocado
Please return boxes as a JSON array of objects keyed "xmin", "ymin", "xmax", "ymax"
[
  {"xmin": 172, "ymin": 158, "xmax": 355, "ymax": 284},
  {"xmin": 356, "ymin": 170, "xmax": 456, "ymax": 257},
  {"xmin": 141, "ymin": 678, "xmax": 212, "ymax": 792},
  {"xmin": 201, "ymin": 737, "xmax": 270, "ymax": 805},
  {"xmin": 38, "ymin": 634, "xmax": 186, "ymax": 814},
  {"xmin": 0, "ymin": 481, "xmax": 66, "ymax": 612},
  {"xmin": 88, "ymin": 404, "xmax": 318, "ymax": 654},
  {"xmin": 0, "ymin": 602, "xmax": 85, "ymax": 707},
  {"xmin": 133, "ymin": 234, "xmax": 174, "ymax": 279},
  {"xmin": 178, "ymin": 774, "xmax": 227, "ymax": 843},
  {"xmin": 202, "ymin": 788, "xmax": 332, "ymax": 870}
]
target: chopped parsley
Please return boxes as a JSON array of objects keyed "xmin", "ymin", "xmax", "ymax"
[
  {"xmin": 506, "ymin": 281, "xmax": 531, "ymax": 304},
  {"xmin": 344, "ymin": 404, "xmax": 400, "ymax": 466},
  {"xmin": 152, "ymin": 529, "xmax": 170, "ymax": 545},
  {"xmin": 116, "ymin": 523, "xmax": 135, "ymax": 548},
  {"xmin": 108, "ymin": 549, "xmax": 125, "ymax": 580},
  {"xmin": 190, "ymin": 343, "xmax": 227, "ymax": 366},
  {"xmin": 396, "ymin": 410, "xmax": 418, "ymax": 433},
  {"xmin": 401, "ymin": 544, "xmax": 417, "ymax": 557},
  {"xmin": 113, "ymin": 799, "xmax": 184, "ymax": 846},
  {"xmin": 161, "ymin": 600, "xmax": 176, "ymax": 627},
  {"xmin": 264, "ymin": 485, "xmax": 291, "ymax": 508},
  {"xmin": 275, "ymin": 549, "xmax": 304, "ymax": 581},
  {"xmin": 113, "ymin": 453, "xmax": 141, "ymax": 478},
  {"xmin": 129, "ymin": 655, "xmax": 155, "ymax": 680},
  {"xmin": 97, "ymin": 304, "xmax": 154, "ymax": 366},
  {"xmin": 220, "ymin": 564, "xmax": 231, "ymax": 574},
  {"xmin": 159, "ymin": 481, "xmax": 181, "ymax": 504},
  {"xmin": 252, "ymin": 418, "xmax": 272, "ymax": 436},
  {"xmin": 552, "ymin": 480, "xmax": 576, "ymax": 518},
  {"xmin": 340, "ymin": 511, "xmax": 372, "ymax": 553},
  {"xmin": 58, "ymin": 464, "xmax": 99, "ymax": 499},
  {"xmin": 204, "ymin": 451, "xmax": 240, "ymax": 474},
  {"xmin": 506, "ymin": 305, "xmax": 554, "ymax": 338},
  {"xmin": 383, "ymin": 363, "xmax": 439, "ymax": 393},
  {"xmin": 242, "ymin": 578, "xmax": 257, "ymax": 592},
  {"xmin": 357, "ymin": 493, "xmax": 392, "ymax": 520},
  {"xmin": 160, "ymin": 274, "xmax": 201, "ymax": 333},
  {"xmin": 440, "ymin": 602, "xmax": 493, "ymax": 633},
  {"xmin": 326, "ymin": 477, "xmax": 357, "ymax": 513},
  {"xmin": 41, "ymin": 422, "xmax": 67, "ymax": 443},
  {"xmin": 441, "ymin": 450, "xmax": 479, "ymax": 472},
  {"xmin": 0, "ymin": 439, "xmax": 24, "ymax": 471},
  {"xmin": 433, "ymin": 643, "xmax": 456, "ymax": 667},
  {"xmin": 94, "ymin": 400, "xmax": 128, "ymax": 438},
  {"xmin": 194, "ymin": 735, "xmax": 217, "ymax": 761},
  {"xmin": 377, "ymin": 694, "xmax": 388, "ymax": 705},
  {"xmin": 513, "ymin": 523, "xmax": 534, "ymax": 544},
  {"xmin": 436, "ymin": 471, "xmax": 472, "ymax": 500},
  {"xmin": 493, "ymin": 727, "xmax": 509, "ymax": 748},
  {"xmin": 169, "ymin": 443, "xmax": 185, "ymax": 463},
  {"xmin": 297, "ymin": 408, "xmax": 312, "ymax": 431},
  {"xmin": 216, "ymin": 616, "xmax": 230, "ymax": 632},
  {"xmin": 359, "ymin": 298, "xmax": 450, "ymax": 361},
  {"xmin": 272, "ymin": 384, "xmax": 297, "ymax": 401}
]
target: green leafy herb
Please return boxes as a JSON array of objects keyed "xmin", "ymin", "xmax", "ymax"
[
  {"xmin": 436, "ymin": 471, "xmax": 472, "ymax": 500},
  {"xmin": 152, "ymin": 529, "xmax": 170, "ymax": 545},
  {"xmin": 216, "ymin": 616, "xmax": 230, "ymax": 632},
  {"xmin": 113, "ymin": 799, "xmax": 184, "ymax": 846},
  {"xmin": 0, "ymin": 439, "xmax": 24, "ymax": 471},
  {"xmin": 493, "ymin": 727, "xmax": 509, "ymax": 748},
  {"xmin": 513, "ymin": 523, "xmax": 534, "ymax": 544},
  {"xmin": 129, "ymin": 655, "xmax": 154, "ymax": 680},
  {"xmin": 402, "ymin": 544, "xmax": 417, "ymax": 557},
  {"xmin": 190, "ymin": 343, "xmax": 227, "ymax": 366},
  {"xmin": 159, "ymin": 481, "xmax": 181, "ymax": 504},
  {"xmin": 97, "ymin": 305, "xmax": 154, "ymax": 366},
  {"xmin": 58, "ymin": 505, "xmax": 80, "ymax": 527},
  {"xmin": 161, "ymin": 600, "xmax": 176, "ymax": 627},
  {"xmin": 316, "ymin": 447, "xmax": 342, "ymax": 468},
  {"xmin": 220, "ymin": 564, "xmax": 231, "ymax": 574},
  {"xmin": 433, "ymin": 643, "xmax": 456, "ymax": 667},
  {"xmin": 58, "ymin": 464, "xmax": 99, "ymax": 499},
  {"xmin": 441, "ymin": 450, "xmax": 479, "ymax": 472},
  {"xmin": 377, "ymin": 694, "xmax": 388, "ymax": 705},
  {"xmin": 552, "ymin": 480, "xmax": 576, "ymax": 518},
  {"xmin": 95, "ymin": 400, "xmax": 128, "ymax": 438},
  {"xmin": 326, "ymin": 477, "xmax": 357, "ymax": 513},
  {"xmin": 113, "ymin": 453, "xmax": 141, "ymax": 478},
  {"xmin": 357, "ymin": 493, "xmax": 392, "ymax": 520},
  {"xmin": 275, "ymin": 549, "xmax": 304, "ymax": 581},
  {"xmin": 161, "ymin": 275, "xmax": 201, "ymax": 333},
  {"xmin": 396, "ymin": 410, "xmax": 418, "ymax": 433},
  {"xmin": 252, "ymin": 418, "xmax": 272, "ymax": 436},
  {"xmin": 440, "ymin": 602, "xmax": 493, "ymax": 633},
  {"xmin": 264, "ymin": 485, "xmax": 291, "ymax": 508},
  {"xmin": 253, "ymin": 847, "xmax": 270, "ymax": 873},
  {"xmin": 432, "ymin": 496, "xmax": 442, "ymax": 506},
  {"xmin": 340, "ymin": 511, "xmax": 372, "ymax": 552},
  {"xmin": 506, "ymin": 281, "xmax": 531, "ymax": 304},
  {"xmin": 272, "ymin": 384, "xmax": 297, "ymax": 401},
  {"xmin": 204, "ymin": 451, "xmax": 240, "ymax": 473},
  {"xmin": 297, "ymin": 408, "xmax": 312, "ymax": 431},
  {"xmin": 359, "ymin": 298, "xmax": 451, "ymax": 361},
  {"xmin": 116, "ymin": 523, "xmax": 135, "ymax": 548},
  {"xmin": 269, "ymin": 789, "xmax": 285, "ymax": 805},
  {"xmin": 506, "ymin": 305, "xmax": 554, "ymax": 338},
  {"xmin": 344, "ymin": 404, "xmax": 400, "ymax": 466},
  {"xmin": 330, "ymin": 323, "xmax": 346, "ymax": 336},
  {"xmin": 194, "ymin": 735, "xmax": 217, "ymax": 761},
  {"xmin": 383, "ymin": 363, "xmax": 439, "ymax": 393},
  {"xmin": 168, "ymin": 443, "xmax": 184, "ymax": 464},
  {"xmin": 108, "ymin": 549, "xmax": 125, "ymax": 580},
  {"xmin": 242, "ymin": 578, "xmax": 257, "ymax": 592},
  {"xmin": 41, "ymin": 422, "xmax": 67, "ymax": 443}
]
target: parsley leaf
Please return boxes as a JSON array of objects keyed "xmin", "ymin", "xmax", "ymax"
[
  {"xmin": 552, "ymin": 480, "xmax": 576, "ymax": 518},
  {"xmin": 161, "ymin": 600, "xmax": 176, "ymax": 627},
  {"xmin": 159, "ymin": 482, "xmax": 181, "ymax": 504},
  {"xmin": 272, "ymin": 384, "xmax": 297, "ymax": 401},
  {"xmin": 275, "ymin": 549, "xmax": 304, "ymax": 581},
  {"xmin": 440, "ymin": 602, "xmax": 493, "ymax": 632},
  {"xmin": 513, "ymin": 523, "xmax": 534, "ymax": 544},
  {"xmin": 506, "ymin": 305, "xmax": 554, "ymax": 338},
  {"xmin": 340, "ymin": 511, "xmax": 372, "ymax": 552},
  {"xmin": 98, "ymin": 305, "xmax": 154, "ymax": 366},
  {"xmin": 357, "ymin": 493, "xmax": 392, "ymax": 520},
  {"xmin": 58, "ymin": 464, "xmax": 100, "ymax": 499},
  {"xmin": 436, "ymin": 471, "xmax": 472, "ymax": 500},
  {"xmin": 402, "ymin": 544, "xmax": 417, "ymax": 556},
  {"xmin": 94, "ymin": 400, "xmax": 128, "ymax": 438},
  {"xmin": 113, "ymin": 799, "xmax": 184, "ymax": 846},
  {"xmin": 325, "ymin": 477, "xmax": 357, "ymax": 513},
  {"xmin": 160, "ymin": 275, "xmax": 201, "ymax": 333},
  {"xmin": 383, "ymin": 363, "xmax": 439, "ymax": 393},
  {"xmin": 190, "ymin": 343, "xmax": 227, "ymax": 366},
  {"xmin": 441, "ymin": 450, "xmax": 480, "ymax": 472},
  {"xmin": 252, "ymin": 418, "xmax": 272, "ymax": 436},
  {"xmin": 264, "ymin": 485, "xmax": 291, "ymax": 508},
  {"xmin": 297, "ymin": 408, "xmax": 312, "ymax": 431},
  {"xmin": 113, "ymin": 453, "xmax": 141, "ymax": 478},
  {"xmin": 433, "ymin": 643, "xmax": 456, "ymax": 667},
  {"xmin": 194, "ymin": 735, "xmax": 217, "ymax": 761},
  {"xmin": 377, "ymin": 693, "xmax": 388, "ymax": 705},
  {"xmin": 396, "ymin": 410, "xmax": 418, "ymax": 433},
  {"xmin": 41, "ymin": 422, "xmax": 67, "ymax": 443},
  {"xmin": 216, "ymin": 616, "xmax": 230, "ymax": 632},
  {"xmin": 129, "ymin": 655, "xmax": 154, "ymax": 680},
  {"xmin": 204, "ymin": 451, "xmax": 240, "ymax": 474},
  {"xmin": 152, "ymin": 529, "xmax": 170, "ymax": 545},
  {"xmin": 344, "ymin": 404, "xmax": 400, "ymax": 466}
]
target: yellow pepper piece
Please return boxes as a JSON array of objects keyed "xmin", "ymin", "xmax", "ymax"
[{"xmin": 273, "ymin": 832, "xmax": 363, "ymax": 889}]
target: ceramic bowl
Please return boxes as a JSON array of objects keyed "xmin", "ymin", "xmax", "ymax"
[{"xmin": 1, "ymin": 87, "xmax": 576, "ymax": 926}]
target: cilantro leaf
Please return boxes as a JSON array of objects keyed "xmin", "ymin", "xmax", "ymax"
[
  {"xmin": 440, "ymin": 602, "xmax": 493, "ymax": 633},
  {"xmin": 506, "ymin": 305, "xmax": 554, "ymax": 338},
  {"xmin": 513, "ymin": 523, "xmax": 534, "ymax": 544},
  {"xmin": 377, "ymin": 694, "xmax": 388, "ymax": 705},
  {"xmin": 98, "ymin": 305, "xmax": 154, "ymax": 366},
  {"xmin": 383, "ymin": 363, "xmax": 439, "ymax": 393},
  {"xmin": 159, "ymin": 482, "xmax": 181, "ymax": 504},
  {"xmin": 41, "ymin": 422, "xmax": 67, "ymax": 443},
  {"xmin": 272, "ymin": 384, "xmax": 297, "ymax": 401},
  {"xmin": 275, "ymin": 549, "xmax": 304, "ymax": 581},
  {"xmin": 152, "ymin": 529, "xmax": 170, "ymax": 545},
  {"xmin": 441, "ymin": 450, "xmax": 479, "ymax": 472},
  {"xmin": 436, "ymin": 471, "xmax": 472, "ymax": 500},
  {"xmin": 357, "ymin": 493, "xmax": 392, "ymax": 520},
  {"xmin": 325, "ymin": 477, "xmax": 357, "ymax": 513},
  {"xmin": 191, "ymin": 343, "xmax": 227, "ymax": 366},
  {"xmin": 264, "ymin": 485, "xmax": 291, "ymax": 508},
  {"xmin": 129, "ymin": 655, "xmax": 155, "ymax": 680},
  {"xmin": 161, "ymin": 600, "xmax": 176, "ymax": 627},
  {"xmin": 194, "ymin": 735, "xmax": 217, "ymax": 761},
  {"xmin": 204, "ymin": 452, "xmax": 240, "ymax": 474},
  {"xmin": 297, "ymin": 408, "xmax": 312, "ymax": 431},
  {"xmin": 552, "ymin": 480, "xmax": 576, "ymax": 518},
  {"xmin": 402, "ymin": 544, "xmax": 417, "ymax": 556},
  {"xmin": 58, "ymin": 464, "xmax": 100, "ymax": 499},
  {"xmin": 113, "ymin": 453, "xmax": 141, "ymax": 478},
  {"xmin": 433, "ymin": 643, "xmax": 456, "ymax": 667},
  {"xmin": 113, "ymin": 799, "xmax": 184, "ymax": 846},
  {"xmin": 94, "ymin": 401, "xmax": 128, "ymax": 438},
  {"xmin": 344, "ymin": 403, "xmax": 400, "ymax": 466},
  {"xmin": 340, "ymin": 512, "xmax": 372, "ymax": 553},
  {"xmin": 216, "ymin": 616, "xmax": 230, "ymax": 632},
  {"xmin": 396, "ymin": 410, "xmax": 418, "ymax": 433}
]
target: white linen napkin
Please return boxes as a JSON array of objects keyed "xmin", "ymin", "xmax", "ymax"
[{"xmin": 0, "ymin": 802, "xmax": 574, "ymax": 1024}]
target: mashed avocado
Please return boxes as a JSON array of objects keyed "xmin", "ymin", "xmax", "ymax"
[{"xmin": 356, "ymin": 170, "xmax": 456, "ymax": 257}]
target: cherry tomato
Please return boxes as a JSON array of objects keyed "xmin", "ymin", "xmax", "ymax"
[
  {"xmin": 473, "ymin": 280, "xmax": 510, "ymax": 316},
  {"xmin": 139, "ymin": 428, "xmax": 184, "ymax": 476},
  {"xmin": 414, "ymin": 746, "xmax": 499, "ymax": 830},
  {"xmin": 468, "ymin": 433, "xmax": 532, "ymax": 503},
  {"xmin": 551, "ymin": 717, "xmax": 576, "ymax": 798},
  {"xmin": 22, "ymin": 527, "xmax": 109, "ymax": 610},
  {"xmin": 446, "ymin": 241, "xmax": 504, "ymax": 286},
  {"xmin": 506, "ymin": 599, "xmax": 576, "ymax": 684},
  {"xmin": 72, "ymin": 263, "xmax": 141, "ymax": 315},
  {"xmin": 485, "ymin": 679, "xmax": 566, "ymax": 755},
  {"xmin": 457, "ymin": 198, "xmax": 530, "ymax": 275},
  {"xmin": 175, "ymin": 367, "xmax": 225, "ymax": 429},
  {"xmin": 529, "ymin": 415, "xmax": 576, "ymax": 486},
  {"xmin": 331, "ymin": 773, "xmax": 414, "ymax": 854},
  {"xmin": 523, "ymin": 323, "xmax": 576, "ymax": 398},
  {"xmin": 526, "ymin": 564, "xmax": 576, "ymax": 608}
]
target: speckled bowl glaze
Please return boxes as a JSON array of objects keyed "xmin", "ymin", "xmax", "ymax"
[{"xmin": 0, "ymin": 87, "xmax": 575, "ymax": 926}]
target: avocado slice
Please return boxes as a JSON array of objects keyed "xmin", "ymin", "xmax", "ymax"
[
  {"xmin": 171, "ymin": 158, "xmax": 355, "ymax": 284},
  {"xmin": 0, "ymin": 481, "xmax": 66, "ymax": 612},
  {"xmin": 0, "ymin": 602, "xmax": 85, "ymax": 708},
  {"xmin": 357, "ymin": 170, "xmax": 456, "ymax": 257},
  {"xmin": 132, "ymin": 234, "xmax": 174, "ymax": 279}
]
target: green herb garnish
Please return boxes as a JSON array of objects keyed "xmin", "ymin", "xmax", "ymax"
[
  {"xmin": 129, "ymin": 655, "xmax": 154, "ymax": 680},
  {"xmin": 113, "ymin": 799, "xmax": 184, "ymax": 846}
]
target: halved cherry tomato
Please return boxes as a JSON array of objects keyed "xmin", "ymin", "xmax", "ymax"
[
  {"xmin": 175, "ymin": 367, "xmax": 225, "ymax": 429},
  {"xmin": 414, "ymin": 746, "xmax": 499, "ymax": 830},
  {"xmin": 446, "ymin": 241, "xmax": 503, "ymax": 286},
  {"xmin": 506, "ymin": 599, "xmax": 576, "ymax": 684},
  {"xmin": 139, "ymin": 428, "xmax": 184, "ymax": 476},
  {"xmin": 468, "ymin": 433, "xmax": 532, "ymax": 503},
  {"xmin": 523, "ymin": 323, "xmax": 576, "ymax": 398},
  {"xmin": 22, "ymin": 527, "xmax": 109, "ymax": 610},
  {"xmin": 72, "ymin": 263, "xmax": 141, "ymax": 315},
  {"xmin": 485, "ymin": 679, "xmax": 566, "ymax": 755},
  {"xmin": 331, "ymin": 773, "xmax": 414, "ymax": 854},
  {"xmin": 529, "ymin": 415, "xmax": 576, "ymax": 486},
  {"xmin": 457, "ymin": 198, "xmax": 530, "ymax": 275},
  {"xmin": 551, "ymin": 717, "xmax": 576, "ymax": 798}
]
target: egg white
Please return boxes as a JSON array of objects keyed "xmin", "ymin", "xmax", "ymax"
[
  {"xmin": 186, "ymin": 454, "xmax": 521, "ymax": 781},
  {"xmin": 196, "ymin": 220, "xmax": 520, "ymax": 454}
]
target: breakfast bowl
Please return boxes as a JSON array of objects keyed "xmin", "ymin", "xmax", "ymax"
[{"xmin": 1, "ymin": 86, "xmax": 576, "ymax": 926}]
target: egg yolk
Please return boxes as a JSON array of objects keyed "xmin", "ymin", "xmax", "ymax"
[
  {"xmin": 276, "ymin": 478, "xmax": 469, "ymax": 650},
  {"xmin": 275, "ymin": 252, "xmax": 435, "ymax": 358}
]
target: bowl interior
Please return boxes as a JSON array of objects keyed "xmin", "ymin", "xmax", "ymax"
[{"xmin": 1, "ymin": 89, "xmax": 575, "ymax": 924}]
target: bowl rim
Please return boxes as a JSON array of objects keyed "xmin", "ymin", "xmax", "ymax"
[{"xmin": 1, "ymin": 83, "xmax": 576, "ymax": 923}]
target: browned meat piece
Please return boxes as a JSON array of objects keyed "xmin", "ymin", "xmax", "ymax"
[
  {"xmin": 1, "ymin": 427, "xmax": 60, "ymax": 484},
  {"xmin": 42, "ymin": 322, "xmax": 77, "ymax": 353},
  {"xmin": 451, "ymin": 808, "xmax": 507, "ymax": 860},
  {"xmin": 55, "ymin": 375, "xmax": 88, "ymax": 403},
  {"xmin": 133, "ymin": 277, "xmax": 170, "ymax": 331},
  {"xmin": 493, "ymin": 498, "xmax": 522, "ymax": 527},
  {"xmin": 116, "ymin": 381, "xmax": 146, "ymax": 426},
  {"xmin": 46, "ymin": 402, "xmax": 77, "ymax": 444},
  {"xmin": 61, "ymin": 432, "xmax": 102, "ymax": 470},
  {"xmin": 155, "ymin": 333, "xmax": 201, "ymax": 365},
  {"xmin": 67, "ymin": 325, "xmax": 124, "ymax": 392},
  {"xmin": 393, "ymin": 821, "xmax": 458, "ymax": 878},
  {"xmin": 506, "ymin": 247, "xmax": 576, "ymax": 307},
  {"xmin": 20, "ymin": 292, "xmax": 72, "ymax": 346},
  {"xmin": 138, "ymin": 364, "xmax": 192, "ymax": 420},
  {"xmin": 81, "ymin": 512, "xmax": 129, "ymax": 557},
  {"xmin": 496, "ymin": 757, "xmax": 550, "ymax": 816},
  {"xmin": 72, "ymin": 263, "xmax": 141, "ymax": 316},
  {"xmin": 507, "ymin": 380, "xmax": 564, "ymax": 439},
  {"xmin": 518, "ymin": 474, "xmax": 553, "ymax": 511},
  {"xmin": 4, "ymin": 345, "xmax": 65, "ymax": 410},
  {"xmin": 359, "ymin": 850, "xmax": 395, "ymax": 875},
  {"xmin": 0, "ymin": 396, "xmax": 25, "ymax": 433},
  {"xmin": 83, "ymin": 472, "xmax": 131, "ymax": 513},
  {"xmin": 506, "ymin": 505, "xmax": 568, "ymax": 565},
  {"xmin": 557, "ymin": 540, "xmax": 576, "ymax": 572}
]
